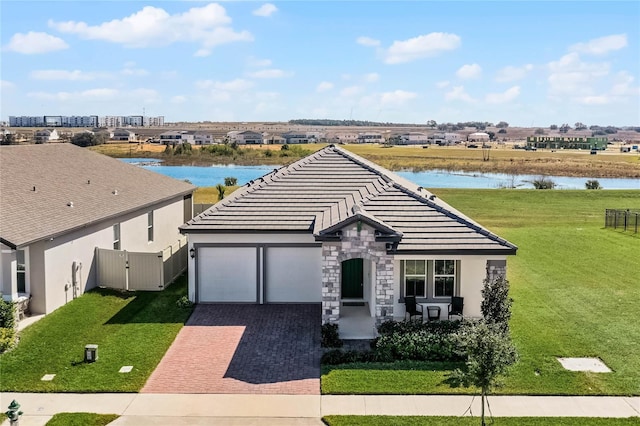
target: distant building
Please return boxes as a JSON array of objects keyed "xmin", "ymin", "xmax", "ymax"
[
  {"xmin": 329, "ymin": 132, "xmax": 358, "ymax": 144},
  {"xmin": 160, "ymin": 130, "xmax": 195, "ymax": 145},
  {"xmin": 396, "ymin": 132, "xmax": 429, "ymax": 145},
  {"xmin": 281, "ymin": 131, "xmax": 309, "ymax": 144},
  {"xmin": 231, "ymin": 131, "xmax": 263, "ymax": 145},
  {"xmin": 430, "ymin": 132, "xmax": 460, "ymax": 146},
  {"xmin": 9, "ymin": 115, "xmax": 161, "ymax": 128},
  {"xmin": 356, "ymin": 132, "xmax": 384, "ymax": 143},
  {"xmin": 111, "ymin": 129, "xmax": 137, "ymax": 142},
  {"xmin": 526, "ymin": 136, "xmax": 608, "ymax": 150},
  {"xmin": 467, "ymin": 132, "xmax": 490, "ymax": 142}
]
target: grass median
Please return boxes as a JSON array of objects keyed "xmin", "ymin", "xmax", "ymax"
[
  {"xmin": 322, "ymin": 189, "xmax": 640, "ymax": 396},
  {"xmin": 0, "ymin": 275, "xmax": 192, "ymax": 392}
]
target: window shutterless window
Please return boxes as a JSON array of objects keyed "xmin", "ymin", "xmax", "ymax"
[
  {"xmin": 404, "ymin": 259, "xmax": 426, "ymax": 297},
  {"xmin": 147, "ymin": 211, "xmax": 154, "ymax": 242},
  {"xmin": 434, "ymin": 260, "xmax": 456, "ymax": 298},
  {"xmin": 16, "ymin": 249, "xmax": 26, "ymax": 293},
  {"xmin": 113, "ymin": 223, "xmax": 121, "ymax": 250}
]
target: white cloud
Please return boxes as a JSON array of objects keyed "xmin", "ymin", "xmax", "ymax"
[
  {"xmin": 1, "ymin": 80, "xmax": 16, "ymax": 90},
  {"xmin": 547, "ymin": 52, "xmax": 609, "ymax": 96},
  {"xmin": 380, "ymin": 90, "xmax": 417, "ymax": 106},
  {"xmin": 356, "ymin": 36, "xmax": 380, "ymax": 47},
  {"xmin": 436, "ymin": 80, "xmax": 450, "ymax": 89},
  {"xmin": 247, "ymin": 57, "xmax": 272, "ymax": 67},
  {"xmin": 384, "ymin": 32, "xmax": 461, "ymax": 64},
  {"xmin": 485, "ymin": 86, "xmax": 520, "ymax": 104},
  {"xmin": 364, "ymin": 73, "xmax": 380, "ymax": 83},
  {"xmin": 197, "ymin": 78, "xmax": 254, "ymax": 92},
  {"xmin": 340, "ymin": 86, "xmax": 363, "ymax": 97},
  {"xmin": 5, "ymin": 31, "xmax": 68, "ymax": 54},
  {"xmin": 48, "ymin": 4, "xmax": 252, "ymax": 56},
  {"xmin": 246, "ymin": 69, "xmax": 291, "ymax": 79},
  {"xmin": 121, "ymin": 62, "xmax": 149, "ymax": 76},
  {"xmin": 577, "ymin": 95, "xmax": 611, "ymax": 105},
  {"xmin": 253, "ymin": 3, "xmax": 278, "ymax": 17},
  {"xmin": 30, "ymin": 69, "xmax": 105, "ymax": 81},
  {"xmin": 316, "ymin": 81, "xmax": 334, "ymax": 92},
  {"xmin": 444, "ymin": 86, "xmax": 475, "ymax": 103},
  {"xmin": 456, "ymin": 63, "xmax": 482, "ymax": 80},
  {"xmin": 28, "ymin": 88, "xmax": 119, "ymax": 101},
  {"xmin": 495, "ymin": 64, "xmax": 533, "ymax": 82},
  {"xmin": 610, "ymin": 71, "xmax": 639, "ymax": 96},
  {"xmin": 171, "ymin": 95, "xmax": 187, "ymax": 104},
  {"xmin": 570, "ymin": 34, "xmax": 627, "ymax": 55}
]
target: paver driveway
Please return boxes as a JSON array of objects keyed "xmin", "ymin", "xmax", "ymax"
[{"xmin": 142, "ymin": 304, "xmax": 322, "ymax": 394}]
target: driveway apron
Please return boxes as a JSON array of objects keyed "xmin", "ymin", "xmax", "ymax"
[{"xmin": 142, "ymin": 304, "xmax": 322, "ymax": 394}]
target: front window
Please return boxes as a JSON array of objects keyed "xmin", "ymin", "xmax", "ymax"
[
  {"xmin": 147, "ymin": 211, "xmax": 154, "ymax": 242},
  {"xmin": 404, "ymin": 260, "xmax": 426, "ymax": 297},
  {"xmin": 16, "ymin": 249, "xmax": 26, "ymax": 293},
  {"xmin": 434, "ymin": 260, "xmax": 456, "ymax": 297}
]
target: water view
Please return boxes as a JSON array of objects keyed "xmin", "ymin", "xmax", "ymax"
[{"xmin": 121, "ymin": 158, "xmax": 639, "ymax": 190}]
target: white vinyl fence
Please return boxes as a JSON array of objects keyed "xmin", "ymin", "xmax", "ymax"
[{"xmin": 96, "ymin": 238, "xmax": 187, "ymax": 291}]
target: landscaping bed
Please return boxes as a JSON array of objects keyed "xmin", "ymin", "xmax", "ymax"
[{"xmin": 0, "ymin": 275, "xmax": 192, "ymax": 392}]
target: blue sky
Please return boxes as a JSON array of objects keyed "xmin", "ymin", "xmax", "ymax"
[{"xmin": 1, "ymin": 1, "xmax": 639, "ymax": 126}]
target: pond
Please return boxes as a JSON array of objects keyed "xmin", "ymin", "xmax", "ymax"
[{"xmin": 120, "ymin": 158, "xmax": 640, "ymax": 190}]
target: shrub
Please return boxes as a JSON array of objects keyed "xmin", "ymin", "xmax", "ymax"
[
  {"xmin": 321, "ymin": 323, "xmax": 343, "ymax": 348},
  {"xmin": 175, "ymin": 296, "xmax": 193, "ymax": 310},
  {"xmin": 0, "ymin": 298, "xmax": 15, "ymax": 329},
  {"xmin": 585, "ymin": 179, "xmax": 602, "ymax": 190},
  {"xmin": 224, "ymin": 177, "xmax": 238, "ymax": 186},
  {"xmin": 372, "ymin": 320, "xmax": 465, "ymax": 362},
  {"xmin": 532, "ymin": 177, "xmax": 556, "ymax": 189},
  {"xmin": 0, "ymin": 327, "xmax": 16, "ymax": 353}
]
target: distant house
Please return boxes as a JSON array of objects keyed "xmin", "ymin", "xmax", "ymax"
[
  {"xmin": 159, "ymin": 131, "xmax": 195, "ymax": 145},
  {"xmin": 281, "ymin": 131, "xmax": 309, "ymax": 144},
  {"xmin": 0, "ymin": 144, "xmax": 195, "ymax": 316},
  {"xmin": 430, "ymin": 133, "xmax": 460, "ymax": 146},
  {"xmin": 193, "ymin": 132, "xmax": 214, "ymax": 145},
  {"xmin": 356, "ymin": 132, "xmax": 384, "ymax": 144},
  {"xmin": 181, "ymin": 145, "xmax": 516, "ymax": 338},
  {"xmin": 329, "ymin": 132, "xmax": 358, "ymax": 144},
  {"xmin": 397, "ymin": 132, "xmax": 429, "ymax": 145},
  {"xmin": 264, "ymin": 134, "xmax": 286, "ymax": 144},
  {"xmin": 111, "ymin": 129, "xmax": 137, "ymax": 142},
  {"xmin": 526, "ymin": 136, "xmax": 608, "ymax": 150},
  {"xmin": 34, "ymin": 129, "xmax": 60, "ymax": 144},
  {"xmin": 232, "ymin": 131, "xmax": 263, "ymax": 145}
]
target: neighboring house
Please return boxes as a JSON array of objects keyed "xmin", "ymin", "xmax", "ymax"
[
  {"xmin": 111, "ymin": 128, "xmax": 137, "ymax": 142},
  {"xmin": 430, "ymin": 132, "xmax": 460, "ymax": 146},
  {"xmin": 281, "ymin": 131, "xmax": 309, "ymax": 144},
  {"xmin": 357, "ymin": 132, "xmax": 384, "ymax": 143},
  {"xmin": 193, "ymin": 132, "xmax": 214, "ymax": 145},
  {"xmin": 180, "ymin": 145, "xmax": 516, "ymax": 336},
  {"xmin": 0, "ymin": 144, "xmax": 195, "ymax": 315},
  {"xmin": 397, "ymin": 132, "xmax": 429, "ymax": 145},
  {"xmin": 159, "ymin": 130, "xmax": 195, "ymax": 145},
  {"xmin": 526, "ymin": 136, "xmax": 608, "ymax": 150},
  {"xmin": 232, "ymin": 131, "xmax": 263, "ymax": 145},
  {"xmin": 264, "ymin": 134, "xmax": 286, "ymax": 144},
  {"xmin": 329, "ymin": 132, "xmax": 359, "ymax": 144},
  {"xmin": 34, "ymin": 129, "xmax": 60, "ymax": 143}
]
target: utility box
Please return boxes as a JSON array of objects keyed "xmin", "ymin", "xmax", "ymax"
[{"xmin": 84, "ymin": 344, "xmax": 98, "ymax": 363}]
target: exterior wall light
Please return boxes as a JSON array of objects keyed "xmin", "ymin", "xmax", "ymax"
[{"xmin": 189, "ymin": 248, "xmax": 195, "ymax": 258}]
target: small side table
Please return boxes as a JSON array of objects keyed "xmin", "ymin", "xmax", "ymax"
[{"xmin": 426, "ymin": 305, "xmax": 441, "ymax": 321}]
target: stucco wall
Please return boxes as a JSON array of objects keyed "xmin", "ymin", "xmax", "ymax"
[
  {"xmin": 0, "ymin": 244, "xmax": 16, "ymax": 298},
  {"xmin": 26, "ymin": 196, "xmax": 187, "ymax": 315},
  {"xmin": 393, "ymin": 255, "xmax": 508, "ymax": 320}
]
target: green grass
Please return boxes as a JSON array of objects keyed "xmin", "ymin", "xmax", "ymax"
[
  {"xmin": 46, "ymin": 413, "xmax": 118, "ymax": 426},
  {"xmin": 323, "ymin": 416, "xmax": 640, "ymax": 426},
  {"xmin": 0, "ymin": 275, "xmax": 192, "ymax": 392},
  {"xmin": 322, "ymin": 190, "xmax": 640, "ymax": 396}
]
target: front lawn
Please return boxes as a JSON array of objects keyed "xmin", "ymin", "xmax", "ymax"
[
  {"xmin": 323, "ymin": 416, "xmax": 640, "ymax": 426},
  {"xmin": 0, "ymin": 275, "xmax": 192, "ymax": 392},
  {"xmin": 46, "ymin": 413, "xmax": 118, "ymax": 426},
  {"xmin": 322, "ymin": 190, "xmax": 640, "ymax": 395}
]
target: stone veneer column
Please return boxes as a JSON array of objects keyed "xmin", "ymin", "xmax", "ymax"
[
  {"xmin": 321, "ymin": 223, "xmax": 395, "ymax": 325},
  {"xmin": 486, "ymin": 259, "xmax": 507, "ymax": 282}
]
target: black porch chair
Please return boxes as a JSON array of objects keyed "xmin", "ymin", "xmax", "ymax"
[
  {"xmin": 448, "ymin": 296, "xmax": 464, "ymax": 320},
  {"xmin": 404, "ymin": 296, "xmax": 423, "ymax": 321}
]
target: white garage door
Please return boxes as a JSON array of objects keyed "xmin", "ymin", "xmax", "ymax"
[
  {"xmin": 266, "ymin": 247, "xmax": 322, "ymax": 303},
  {"xmin": 198, "ymin": 247, "xmax": 257, "ymax": 302}
]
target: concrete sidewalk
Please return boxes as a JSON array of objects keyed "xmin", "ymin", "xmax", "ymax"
[{"xmin": 1, "ymin": 393, "xmax": 638, "ymax": 425}]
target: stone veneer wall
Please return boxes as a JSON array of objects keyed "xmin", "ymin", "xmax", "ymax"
[
  {"xmin": 486, "ymin": 259, "xmax": 507, "ymax": 282},
  {"xmin": 321, "ymin": 223, "xmax": 394, "ymax": 325}
]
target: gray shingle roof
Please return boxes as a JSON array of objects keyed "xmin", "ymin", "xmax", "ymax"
[
  {"xmin": 181, "ymin": 145, "xmax": 517, "ymax": 254},
  {"xmin": 1, "ymin": 144, "xmax": 195, "ymax": 248}
]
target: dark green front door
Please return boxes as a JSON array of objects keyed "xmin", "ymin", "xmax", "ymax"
[{"xmin": 341, "ymin": 258, "xmax": 363, "ymax": 299}]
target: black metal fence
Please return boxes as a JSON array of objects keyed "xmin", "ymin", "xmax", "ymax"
[{"xmin": 605, "ymin": 209, "xmax": 640, "ymax": 234}]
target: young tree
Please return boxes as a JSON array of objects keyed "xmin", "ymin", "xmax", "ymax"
[
  {"xmin": 496, "ymin": 121, "xmax": 509, "ymax": 129},
  {"xmin": 71, "ymin": 132, "xmax": 104, "ymax": 147},
  {"xmin": 452, "ymin": 274, "xmax": 518, "ymax": 425},
  {"xmin": 224, "ymin": 177, "xmax": 238, "ymax": 186},
  {"xmin": 452, "ymin": 322, "xmax": 518, "ymax": 425},
  {"xmin": 215, "ymin": 184, "xmax": 226, "ymax": 201}
]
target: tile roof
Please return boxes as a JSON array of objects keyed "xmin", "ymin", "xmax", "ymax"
[
  {"xmin": 181, "ymin": 145, "xmax": 516, "ymax": 254},
  {"xmin": 1, "ymin": 144, "xmax": 195, "ymax": 248}
]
